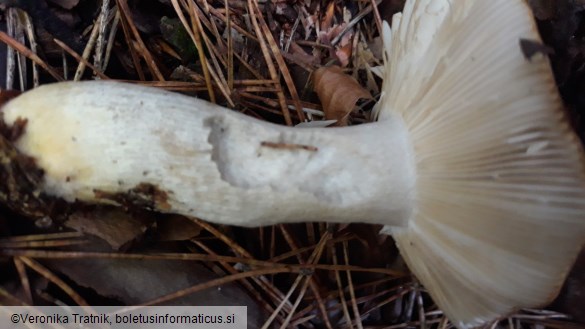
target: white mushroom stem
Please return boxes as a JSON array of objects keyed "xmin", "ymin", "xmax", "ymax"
[{"xmin": 0, "ymin": 81, "xmax": 416, "ymax": 227}]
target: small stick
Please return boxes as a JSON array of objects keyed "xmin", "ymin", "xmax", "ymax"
[
  {"xmin": 103, "ymin": 8, "xmax": 120, "ymax": 71},
  {"xmin": 260, "ymin": 141, "xmax": 318, "ymax": 152},
  {"xmin": 247, "ymin": 0, "xmax": 293, "ymax": 125},
  {"xmin": 94, "ymin": 0, "xmax": 111, "ymax": 73},
  {"xmin": 0, "ymin": 31, "xmax": 63, "ymax": 81},
  {"xmin": 117, "ymin": 0, "xmax": 164, "ymax": 81},
  {"xmin": 54, "ymin": 38, "xmax": 110, "ymax": 80},
  {"xmin": 170, "ymin": 0, "xmax": 214, "ymax": 101},
  {"xmin": 74, "ymin": 20, "xmax": 100, "ymax": 81},
  {"xmin": 22, "ymin": 11, "xmax": 38, "ymax": 87},
  {"xmin": 5, "ymin": 8, "xmax": 17, "ymax": 89}
]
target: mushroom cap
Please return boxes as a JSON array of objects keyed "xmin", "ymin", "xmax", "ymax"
[{"xmin": 377, "ymin": 0, "xmax": 585, "ymax": 327}]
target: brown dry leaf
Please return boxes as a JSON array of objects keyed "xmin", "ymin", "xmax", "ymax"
[
  {"xmin": 313, "ymin": 66, "xmax": 373, "ymax": 126},
  {"xmin": 65, "ymin": 207, "xmax": 153, "ymax": 250},
  {"xmin": 156, "ymin": 215, "xmax": 202, "ymax": 241}
]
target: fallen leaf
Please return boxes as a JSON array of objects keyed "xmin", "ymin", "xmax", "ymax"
[
  {"xmin": 65, "ymin": 207, "xmax": 153, "ymax": 250},
  {"xmin": 156, "ymin": 215, "xmax": 202, "ymax": 241},
  {"xmin": 313, "ymin": 66, "xmax": 373, "ymax": 126}
]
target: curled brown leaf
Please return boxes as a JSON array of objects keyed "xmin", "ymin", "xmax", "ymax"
[{"xmin": 313, "ymin": 66, "xmax": 373, "ymax": 126}]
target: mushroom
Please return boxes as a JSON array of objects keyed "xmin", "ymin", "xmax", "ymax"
[{"xmin": 1, "ymin": 0, "xmax": 584, "ymax": 327}]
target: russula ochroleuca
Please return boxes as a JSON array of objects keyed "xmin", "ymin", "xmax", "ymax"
[{"xmin": 1, "ymin": 0, "xmax": 585, "ymax": 328}]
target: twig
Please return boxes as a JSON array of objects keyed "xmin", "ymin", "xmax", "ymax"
[
  {"xmin": 22, "ymin": 12, "xmax": 38, "ymax": 87},
  {"xmin": 141, "ymin": 267, "xmax": 300, "ymax": 306},
  {"xmin": 247, "ymin": 0, "xmax": 293, "ymax": 125},
  {"xmin": 117, "ymin": 0, "xmax": 165, "ymax": 81},
  {"xmin": 191, "ymin": 240, "xmax": 288, "ymax": 325},
  {"xmin": 18, "ymin": 257, "xmax": 89, "ymax": 306},
  {"xmin": 278, "ymin": 226, "xmax": 333, "ymax": 329},
  {"xmin": 188, "ymin": 218, "xmax": 295, "ymax": 306},
  {"xmin": 5, "ymin": 8, "xmax": 17, "ymax": 89},
  {"xmin": 278, "ymin": 232, "xmax": 331, "ymax": 329},
  {"xmin": 12, "ymin": 9, "xmax": 26, "ymax": 90},
  {"xmin": 13, "ymin": 258, "xmax": 33, "ymax": 304},
  {"xmin": 74, "ymin": 20, "xmax": 100, "ymax": 81},
  {"xmin": 0, "ymin": 249, "xmax": 405, "ymax": 276},
  {"xmin": 344, "ymin": 240, "xmax": 364, "ymax": 329},
  {"xmin": 103, "ymin": 7, "xmax": 120, "ymax": 71},
  {"xmin": 0, "ymin": 286, "xmax": 28, "ymax": 306},
  {"xmin": 331, "ymin": 0, "xmax": 382, "ymax": 46},
  {"xmin": 170, "ymin": 0, "xmax": 215, "ymax": 102},
  {"xmin": 370, "ymin": 0, "xmax": 383, "ymax": 36},
  {"xmin": 54, "ymin": 38, "xmax": 110, "ymax": 80},
  {"xmin": 249, "ymin": 0, "xmax": 306, "ymax": 122},
  {"xmin": 4, "ymin": 0, "xmax": 84, "ymax": 52},
  {"xmin": 0, "ymin": 31, "xmax": 63, "ymax": 81},
  {"xmin": 202, "ymin": 2, "xmax": 258, "ymax": 42},
  {"xmin": 0, "ymin": 232, "xmax": 84, "ymax": 242},
  {"xmin": 332, "ymin": 243, "xmax": 355, "ymax": 329},
  {"xmin": 417, "ymin": 288, "xmax": 427, "ymax": 329},
  {"xmin": 191, "ymin": 1, "xmax": 235, "ymax": 106},
  {"xmin": 225, "ymin": 0, "xmax": 234, "ymax": 92},
  {"xmin": 261, "ymin": 267, "xmax": 305, "ymax": 329},
  {"xmin": 0, "ymin": 238, "xmax": 88, "ymax": 248},
  {"xmin": 94, "ymin": 0, "xmax": 111, "ymax": 73}
]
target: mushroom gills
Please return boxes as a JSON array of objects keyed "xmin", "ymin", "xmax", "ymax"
[
  {"xmin": 380, "ymin": 0, "xmax": 585, "ymax": 327},
  {"xmin": 1, "ymin": 0, "xmax": 585, "ymax": 328}
]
